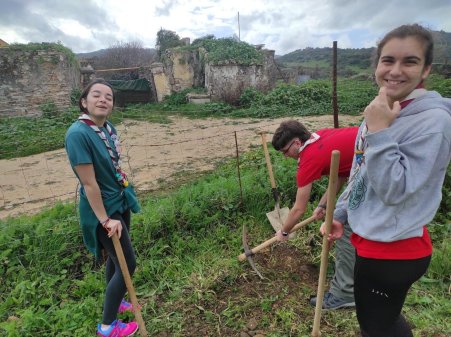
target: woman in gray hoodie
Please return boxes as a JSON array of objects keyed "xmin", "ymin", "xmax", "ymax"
[{"xmin": 323, "ymin": 24, "xmax": 451, "ymax": 337}]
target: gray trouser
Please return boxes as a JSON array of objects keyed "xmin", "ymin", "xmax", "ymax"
[{"xmin": 329, "ymin": 221, "xmax": 355, "ymax": 301}]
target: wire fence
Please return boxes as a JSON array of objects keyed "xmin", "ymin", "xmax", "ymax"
[{"xmin": 0, "ymin": 113, "xmax": 361, "ymax": 219}]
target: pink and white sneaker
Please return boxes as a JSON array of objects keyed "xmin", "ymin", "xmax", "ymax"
[{"xmin": 96, "ymin": 319, "xmax": 138, "ymax": 336}]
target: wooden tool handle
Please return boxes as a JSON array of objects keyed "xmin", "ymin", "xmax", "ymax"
[
  {"xmin": 112, "ymin": 234, "xmax": 148, "ymax": 337},
  {"xmin": 238, "ymin": 215, "xmax": 316, "ymax": 262},
  {"xmin": 311, "ymin": 150, "xmax": 340, "ymax": 337},
  {"xmin": 261, "ymin": 132, "xmax": 277, "ymax": 189}
]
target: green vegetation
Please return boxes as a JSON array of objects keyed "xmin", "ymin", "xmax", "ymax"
[
  {"xmin": 155, "ymin": 29, "xmax": 186, "ymax": 60},
  {"xmin": 191, "ymin": 37, "xmax": 264, "ymax": 65},
  {"xmin": 1, "ymin": 32, "xmax": 450, "ymax": 336},
  {"xmin": 236, "ymin": 79, "xmax": 377, "ymax": 117},
  {"xmin": 426, "ymin": 74, "xmax": 451, "ymax": 98},
  {"xmin": 0, "ymin": 108, "xmax": 78, "ymax": 159},
  {"xmin": 7, "ymin": 42, "xmax": 78, "ymax": 67},
  {"xmin": 1, "ymin": 148, "xmax": 449, "ymax": 336},
  {"xmin": 156, "ymin": 30, "xmax": 263, "ymax": 66}
]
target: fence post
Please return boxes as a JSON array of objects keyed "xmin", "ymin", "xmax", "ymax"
[{"xmin": 332, "ymin": 41, "xmax": 339, "ymax": 128}]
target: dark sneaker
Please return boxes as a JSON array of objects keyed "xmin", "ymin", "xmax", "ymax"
[{"xmin": 309, "ymin": 292, "xmax": 355, "ymax": 310}]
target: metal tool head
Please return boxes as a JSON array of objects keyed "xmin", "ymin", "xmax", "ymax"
[
  {"xmin": 242, "ymin": 224, "xmax": 264, "ymax": 279},
  {"xmin": 266, "ymin": 206, "xmax": 290, "ymax": 231}
]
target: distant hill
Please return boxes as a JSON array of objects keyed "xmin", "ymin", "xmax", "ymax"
[
  {"xmin": 277, "ymin": 47, "xmax": 374, "ymax": 67},
  {"xmin": 75, "ymin": 49, "xmax": 110, "ymax": 59},
  {"xmin": 76, "ymin": 48, "xmax": 156, "ymax": 60},
  {"xmin": 276, "ymin": 30, "xmax": 450, "ymax": 78}
]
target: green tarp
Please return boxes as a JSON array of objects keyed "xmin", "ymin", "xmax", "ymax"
[{"xmin": 108, "ymin": 78, "xmax": 150, "ymax": 92}]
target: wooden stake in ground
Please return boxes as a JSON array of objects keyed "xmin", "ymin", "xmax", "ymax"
[
  {"xmin": 112, "ymin": 234, "xmax": 148, "ymax": 337},
  {"xmin": 311, "ymin": 150, "xmax": 340, "ymax": 337}
]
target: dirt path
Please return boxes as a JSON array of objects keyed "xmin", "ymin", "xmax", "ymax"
[{"xmin": 0, "ymin": 115, "xmax": 361, "ymax": 219}]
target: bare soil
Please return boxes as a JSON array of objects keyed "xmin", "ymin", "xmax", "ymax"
[
  {"xmin": 152, "ymin": 244, "xmax": 361, "ymax": 337},
  {"xmin": 0, "ymin": 114, "xmax": 361, "ymax": 219}
]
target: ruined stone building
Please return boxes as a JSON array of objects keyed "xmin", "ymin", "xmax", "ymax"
[{"xmin": 0, "ymin": 41, "xmax": 282, "ymax": 117}]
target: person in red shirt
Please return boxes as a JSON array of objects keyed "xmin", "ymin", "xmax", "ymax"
[{"xmin": 272, "ymin": 119, "xmax": 358, "ymax": 309}]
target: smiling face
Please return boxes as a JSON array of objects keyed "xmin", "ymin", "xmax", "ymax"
[
  {"xmin": 81, "ymin": 83, "xmax": 114, "ymax": 123},
  {"xmin": 375, "ymin": 36, "xmax": 431, "ymax": 105}
]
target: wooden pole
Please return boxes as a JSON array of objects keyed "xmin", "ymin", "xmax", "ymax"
[
  {"xmin": 332, "ymin": 41, "xmax": 339, "ymax": 128},
  {"xmin": 238, "ymin": 12, "xmax": 241, "ymax": 41},
  {"xmin": 234, "ymin": 131, "xmax": 243, "ymax": 206},
  {"xmin": 311, "ymin": 150, "xmax": 340, "ymax": 337},
  {"xmin": 112, "ymin": 234, "xmax": 148, "ymax": 337}
]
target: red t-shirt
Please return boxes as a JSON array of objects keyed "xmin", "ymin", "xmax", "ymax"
[
  {"xmin": 296, "ymin": 127, "xmax": 358, "ymax": 187},
  {"xmin": 351, "ymin": 90, "xmax": 432, "ymax": 260},
  {"xmin": 351, "ymin": 228, "xmax": 432, "ymax": 260}
]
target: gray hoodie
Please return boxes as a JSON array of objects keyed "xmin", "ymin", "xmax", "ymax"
[{"xmin": 334, "ymin": 91, "xmax": 451, "ymax": 242}]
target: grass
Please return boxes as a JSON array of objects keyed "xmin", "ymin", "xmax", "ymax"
[
  {"xmin": 0, "ymin": 147, "xmax": 449, "ymax": 337},
  {"xmin": 1, "ymin": 75, "xmax": 450, "ymax": 335}
]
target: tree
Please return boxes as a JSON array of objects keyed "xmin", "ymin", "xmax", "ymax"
[
  {"xmin": 91, "ymin": 40, "xmax": 156, "ymax": 80},
  {"xmin": 155, "ymin": 29, "xmax": 183, "ymax": 60},
  {"xmin": 101, "ymin": 40, "xmax": 155, "ymax": 69}
]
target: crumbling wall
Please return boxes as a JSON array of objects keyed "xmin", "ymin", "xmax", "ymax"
[
  {"xmin": 151, "ymin": 48, "xmax": 204, "ymax": 102},
  {"xmin": 0, "ymin": 47, "xmax": 80, "ymax": 117},
  {"xmin": 166, "ymin": 49, "xmax": 195, "ymax": 92},
  {"xmin": 151, "ymin": 62, "xmax": 171, "ymax": 102},
  {"xmin": 205, "ymin": 49, "xmax": 279, "ymax": 104}
]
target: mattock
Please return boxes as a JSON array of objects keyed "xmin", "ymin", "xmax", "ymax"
[
  {"xmin": 242, "ymin": 224, "xmax": 264, "ymax": 279},
  {"xmin": 238, "ymin": 215, "xmax": 317, "ymax": 278}
]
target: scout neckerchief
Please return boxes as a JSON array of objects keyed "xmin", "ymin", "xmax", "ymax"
[
  {"xmin": 297, "ymin": 132, "xmax": 320, "ymax": 164},
  {"xmin": 343, "ymin": 87, "xmax": 427, "ymax": 200},
  {"xmin": 78, "ymin": 113, "xmax": 129, "ymax": 187}
]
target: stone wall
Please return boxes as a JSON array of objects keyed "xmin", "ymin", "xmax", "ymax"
[
  {"xmin": 205, "ymin": 49, "xmax": 279, "ymax": 104},
  {"xmin": 0, "ymin": 48, "xmax": 80, "ymax": 117},
  {"xmin": 151, "ymin": 62, "xmax": 171, "ymax": 102},
  {"xmin": 150, "ymin": 49, "xmax": 204, "ymax": 102}
]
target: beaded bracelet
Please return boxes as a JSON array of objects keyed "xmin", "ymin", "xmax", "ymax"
[{"xmin": 100, "ymin": 217, "xmax": 111, "ymax": 228}]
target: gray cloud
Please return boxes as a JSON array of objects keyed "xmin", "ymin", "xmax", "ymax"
[
  {"xmin": 155, "ymin": 0, "xmax": 180, "ymax": 17},
  {"xmin": 322, "ymin": 0, "xmax": 450, "ymax": 32},
  {"xmin": 0, "ymin": 0, "xmax": 449, "ymax": 54},
  {"xmin": 0, "ymin": 0, "xmax": 118, "ymax": 51}
]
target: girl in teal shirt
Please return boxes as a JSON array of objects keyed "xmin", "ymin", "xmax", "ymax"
[{"xmin": 65, "ymin": 78, "xmax": 140, "ymax": 337}]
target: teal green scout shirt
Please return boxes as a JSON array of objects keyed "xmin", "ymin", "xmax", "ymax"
[{"xmin": 65, "ymin": 120, "xmax": 140, "ymax": 259}]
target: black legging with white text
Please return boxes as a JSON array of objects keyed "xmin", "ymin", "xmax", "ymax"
[
  {"xmin": 96, "ymin": 209, "xmax": 136, "ymax": 325},
  {"xmin": 354, "ymin": 254, "xmax": 430, "ymax": 337}
]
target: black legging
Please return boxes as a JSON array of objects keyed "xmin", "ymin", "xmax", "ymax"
[
  {"xmin": 96, "ymin": 209, "xmax": 136, "ymax": 325},
  {"xmin": 354, "ymin": 254, "xmax": 431, "ymax": 337}
]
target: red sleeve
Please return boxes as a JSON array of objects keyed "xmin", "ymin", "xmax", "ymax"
[{"xmin": 297, "ymin": 154, "xmax": 323, "ymax": 187}]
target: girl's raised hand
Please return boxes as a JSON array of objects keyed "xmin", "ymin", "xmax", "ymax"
[{"xmin": 364, "ymin": 87, "xmax": 401, "ymax": 133}]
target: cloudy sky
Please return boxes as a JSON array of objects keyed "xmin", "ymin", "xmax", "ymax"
[{"xmin": 1, "ymin": 0, "xmax": 450, "ymax": 55}]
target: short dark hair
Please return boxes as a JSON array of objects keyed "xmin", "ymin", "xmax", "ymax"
[
  {"xmin": 78, "ymin": 78, "xmax": 115, "ymax": 113},
  {"xmin": 373, "ymin": 23, "xmax": 434, "ymax": 68},
  {"xmin": 272, "ymin": 120, "xmax": 311, "ymax": 150}
]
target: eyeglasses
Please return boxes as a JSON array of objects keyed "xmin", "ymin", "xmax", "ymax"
[{"xmin": 281, "ymin": 140, "xmax": 296, "ymax": 155}]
